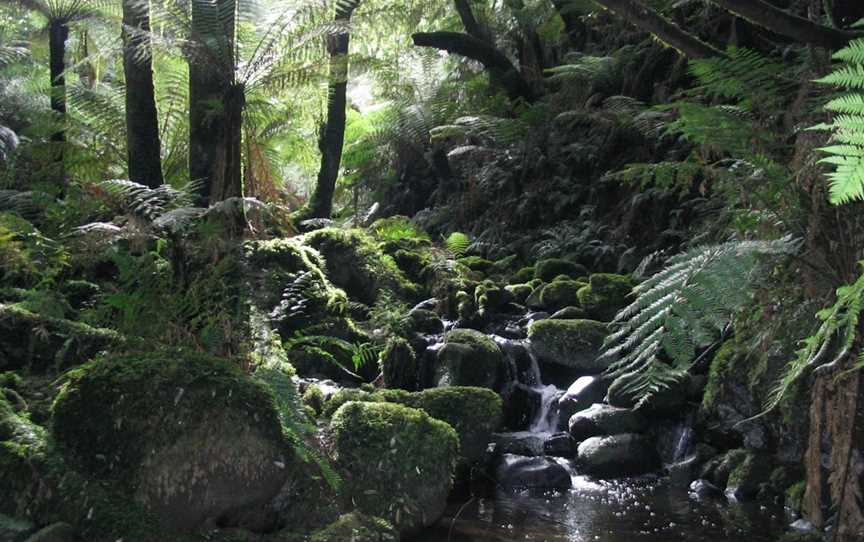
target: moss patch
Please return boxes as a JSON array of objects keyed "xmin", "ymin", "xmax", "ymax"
[
  {"xmin": 539, "ymin": 280, "xmax": 583, "ymax": 312},
  {"xmin": 535, "ymin": 259, "xmax": 587, "ymax": 282},
  {"xmin": 527, "ymin": 319, "xmax": 608, "ymax": 372},
  {"xmin": 577, "ymin": 274, "xmax": 634, "ymax": 322},
  {"xmin": 436, "ymin": 329, "xmax": 504, "ymax": 389}
]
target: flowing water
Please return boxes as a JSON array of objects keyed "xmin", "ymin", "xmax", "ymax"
[{"xmin": 418, "ymin": 477, "xmax": 790, "ymax": 542}]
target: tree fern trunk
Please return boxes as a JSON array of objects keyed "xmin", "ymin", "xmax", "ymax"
[
  {"xmin": 304, "ymin": 0, "xmax": 361, "ymax": 219},
  {"xmin": 122, "ymin": 0, "xmax": 164, "ymax": 189},
  {"xmin": 48, "ymin": 19, "xmax": 68, "ymax": 183},
  {"xmin": 210, "ymin": 82, "xmax": 244, "ymax": 203}
]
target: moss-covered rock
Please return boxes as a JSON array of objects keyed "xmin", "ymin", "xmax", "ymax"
[
  {"xmin": 534, "ymin": 259, "xmax": 587, "ymax": 282},
  {"xmin": 52, "ymin": 351, "xmax": 290, "ymax": 532},
  {"xmin": 577, "ymin": 273, "xmax": 634, "ymax": 322},
  {"xmin": 435, "ymin": 329, "xmax": 504, "ymax": 389},
  {"xmin": 0, "ymin": 304, "xmax": 121, "ymax": 373},
  {"xmin": 458, "ymin": 256, "xmax": 495, "ymax": 273},
  {"xmin": 512, "ymin": 266, "xmax": 535, "ymax": 284},
  {"xmin": 302, "ymin": 385, "xmax": 325, "ymax": 417},
  {"xmin": 321, "ymin": 388, "xmax": 373, "ymax": 418},
  {"xmin": 475, "ymin": 281, "xmax": 513, "ymax": 314},
  {"xmin": 568, "ymin": 403, "xmax": 645, "ymax": 441},
  {"xmin": 725, "ymin": 451, "xmax": 772, "ymax": 501},
  {"xmin": 505, "ymin": 283, "xmax": 533, "ymax": 305},
  {"xmin": 405, "ymin": 308, "xmax": 443, "ymax": 334},
  {"xmin": 303, "ymin": 228, "xmax": 422, "ymax": 305},
  {"xmin": 527, "ymin": 319, "xmax": 608, "ymax": 373},
  {"xmin": 330, "ymin": 402, "xmax": 458, "ymax": 536},
  {"xmin": 380, "ymin": 337, "xmax": 419, "ymax": 391},
  {"xmin": 307, "ymin": 513, "xmax": 398, "ymax": 542},
  {"xmin": 539, "ymin": 280, "xmax": 584, "ymax": 312}
]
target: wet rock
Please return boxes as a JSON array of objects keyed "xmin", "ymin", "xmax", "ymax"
[
  {"xmin": 556, "ymin": 377, "xmax": 609, "ymax": 431},
  {"xmin": 688, "ymin": 479, "xmax": 722, "ymax": 500},
  {"xmin": 544, "ymin": 433, "xmax": 577, "ymax": 458},
  {"xmin": 577, "ymin": 434, "xmax": 660, "ymax": 477},
  {"xmin": 525, "ymin": 285, "xmax": 546, "ymax": 310},
  {"xmin": 381, "ymin": 337, "xmax": 419, "ymax": 391},
  {"xmin": 527, "ymin": 319, "xmax": 609, "ymax": 374},
  {"xmin": 667, "ymin": 454, "xmax": 701, "ymax": 488},
  {"xmin": 502, "ymin": 384, "xmax": 541, "ymax": 430},
  {"xmin": 496, "ymin": 454, "xmax": 572, "ymax": 490},
  {"xmin": 406, "ymin": 308, "xmax": 444, "ymax": 335},
  {"xmin": 550, "ymin": 306, "xmax": 587, "ymax": 320},
  {"xmin": 725, "ymin": 452, "xmax": 773, "ymax": 501},
  {"xmin": 492, "ymin": 432, "xmax": 546, "ymax": 456},
  {"xmin": 568, "ymin": 404, "xmax": 645, "ymax": 441}
]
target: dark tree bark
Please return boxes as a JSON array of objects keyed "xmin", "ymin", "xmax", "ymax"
[
  {"xmin": 551, "ymin": 0, "xmax": 588, "ymax": 48},
  {"xmin": 454, "ymin": 0, "xmax": 491, "ymax": 43},
  {"xmin": 413, "ymin": 31, "xmax": 537, "ymax": 102},
  {"xmin": 710, "ymin": 0, "xmax": 862, "ymax": 49},
  {"xmin": 303, "ymin": 0, "xmax": 361, "ymax": 219},
  {"xmin": 593, "ymin": 0, "xmax": 724, "ymax": 58},
  {"xmin": 122, "ymin": 0, "xmax": 164, "ymax": 188},
  {"xmin": 48, "ymin": 19, "xmax": 68, "ymax": 181},
  {"xmin": 209, "ymin": 83, "xmax": 244, "ymax": 203}
]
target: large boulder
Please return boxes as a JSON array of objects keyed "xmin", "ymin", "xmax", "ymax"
[
  {"xmin": 380, "ymin": 337, "xmax": 419, "ymax": 391},
  {"xmin": 330, "ymin": 401, "xmax": 458, "ymax": 537},
  {"xmin": 568, "ymin": 404, "xmax": 645, "ymax": 442},
  {"xmin": 577, "ymin": 274, "xmax": 634, "ymax": 322},
  {"xmin": 435, "ymin": 329, "xmax": 504, "ymax": 389},
  {"xmin": 539, "ymin": 280, "xmax": 584, "ymax": 312},
  {"xmin": 577, "ymin": 434, "xmax": 660, "ymax": 477},
  {"xmin": 534, "ymin": 259, "xmax": 587, "ymax": 282},
  {"xmin": 527, "ymin": 319, "xmax": 608, "ymax": 374},
  {"xmin": 556, "ymin": 376, "xmax": 609, "ymax": 431},
  {"xmin": 492, "ymin": 432, "xmax": 546, "ymax": 456},
  {"xmin": 495, "ymin": 454, "xmax": 572, "ymax": 490},
  {"xmin": 52, "ymin": 352, "xmax": 290, "ymax": 532}
]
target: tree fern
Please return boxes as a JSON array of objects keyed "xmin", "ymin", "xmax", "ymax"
[
  {"xmin": 601, "ymin": 237, "xmax": 797, "ymax": 406},
  {"xmin": 812, "ymin": 38, "xmax": 864, "ymax": 205}
]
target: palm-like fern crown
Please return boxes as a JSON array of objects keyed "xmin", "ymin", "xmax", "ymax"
[{"xmin": 812, "ymin": 38, "xmax": 864, "ymax": 205}]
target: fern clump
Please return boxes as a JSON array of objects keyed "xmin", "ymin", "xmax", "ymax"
[
  {"xmin": 812, "ymin": 38, "xmax": 864, "ymax": 205},
  {"xmin": 600, "ymin": 238, "xmax": 796, "ymax": 407}
]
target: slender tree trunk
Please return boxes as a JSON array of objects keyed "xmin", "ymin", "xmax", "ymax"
[
  {"xmin": 48, "ymin": 19, "xmax": 68, "ymax": 182},
  {"xmin": 454, "ymin": 0, "xmax": 491, "ymax": 43},
  {"xmin": 210, "ymin": 82, "xmax": 244, "ymax": 202},
  {"xmin": 593, "ymin": 0, "xmax": 725, "ymax": 58},
  {"xmin": 710, "ymin": 0, "xmax": 862, "ymax": 49},
  {"xmin": 304, "ymin": 0, "xmax": 360, "ymax": 219},
  {"xmin": 122, "ymin": 0, "xmax": 164, "ymax": 188}
]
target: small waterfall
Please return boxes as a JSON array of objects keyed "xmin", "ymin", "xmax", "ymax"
[
  {"xmin": 672, "ymin": 413, "xmax": 696, "ymax": 463},
  {"xmin": 528, "ymin": 384, "xmax": 561, "ymax": 433}
]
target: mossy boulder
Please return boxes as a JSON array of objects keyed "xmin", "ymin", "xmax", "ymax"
[
  {"xmin": 307, "ymin": 513, "xmax": 398, "ymax": 542},
  {"xmin": 0, "ymin": 304, "xmax": 121, "ymax": 373},
  {"xmin": 330, "ymin": 401, "xmax": 458, "ymax": 536},
  {"xmin": 577, "ymin": 274, "xmax": 634, "ymax": 322},
  {"xmin": 725, "ymin": 452, "xmax": 772, "ymax": 501},
  {"xmin": 52, "ymin": 352, "xmax": 291, "ymax": 532},
  {"xmin": 435, "ymin": 329, "xmax": 504, "ymax": 389},
  {"xmin": 303, "ymin": 228, "xmax": 422, "ymax": 305},
  {"xmin": 380, "ymin": 337, "xmax": 419, "ymax": 391},
  {"xmin": 527, "ymin": 319, "xmax": 608, "ymax": 374},
  {"xmin": 505, "ymin": 283, "xmax": 533, "ymax": 305},
  {"xmin": 405, "ymin": 308, "xmax": 443, "ymax": 335},
  {"xmin": 475, "ymin": 281, "xmax": 513, "ymax": 314},
  {"xmin": 458, "ymin": 256, "xmax": 495, "ymax": 273},
  {"xmin": 512, "ymin": 266, "xmax": 535, "ymax": 284},
  {"xmin": 539, "ymin": 280, "xmax": 583, "ymax": 312},
  {"xmin": 534, "ymin": 259, "xmax": 587, "ymax": 282},
  {"xmin": 321, "ymin": 388, "xmax": 373, "ymax": 418},
  {"xmin": 568, "ymin": 404, "xmax": 645, "ymax": 442}
]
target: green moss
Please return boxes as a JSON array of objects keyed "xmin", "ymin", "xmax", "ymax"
[
  {"xmin": 539, "ymin": 279, "xmax": 583, "ymax": 312},
  {"xmin": 527, "ymin": 319, "xmax": 608, "ymax": 371},
  {"xmin": 0, "ymin": 304, "xmax": 122, "ymax": 373},
  {"xmin": 505, "ymin": 283, "xmax": 533, "ymax": 305},
  {"xmin": 380, "ymin": 337, "xmax": 419, "ymax": 391},
  {"xmin": 785, "ymin": 481, "xmax": 806, "ymax": 512},
  {"xmin": 512, "ymin": 266, "xmax": 536, "ymax": 284},
  {"xmin": 321, "ymin": 388, "xmax": 373, "ymax": 418},
  {"xmin": 534, "ymin": 259, "xmax": 587, "ymax": 282},
  {"xmin": 701, "ymin": 340, "xmax": 749, "ymax": 411},
  {"xmin": 457, "ymin": 256, "xmax": 495, "ymax": 273},
  {"xmin": 576, "ymin": 273, "xmax": 634, "ymax": 322},
  {"xmin": 475, "ymin": 281, "xmax": 513, "ymax": 314},
  {"xmin": 0, "ymin": 371, "xmax": 22, "ymax": 390},
  {"xmin": 303, "ymin": 228, "xmax": 423, "ymax": 305},
  {"xmin": 302, "ymin": 385, "xmax": 325, "ymax": 416},
  {"xmin": 726, "ymin": 452, "xmax": 772, "ymax": 499},
  {"xmin": 436, "ymin": 330, "xmax": 503, "ymax": 388},
  {"xmin": 330, "ymin": 401, "xmax": 457, "ymax": 535}
]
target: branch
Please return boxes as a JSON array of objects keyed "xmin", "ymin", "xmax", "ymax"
[
  {"xmin": 453, "ymin": 0, "xmax": 490, "ymax": 43},
  {"xmin": 710, "ymin": 0, "xmax": 862, "ymax": 50},
  {"xmin": 412, "ymin": 31, "xmax": 536, "ymax": 102},
  {"xmin": 594, "ymin": 0, "xmax": 725, "ymax": 59}
]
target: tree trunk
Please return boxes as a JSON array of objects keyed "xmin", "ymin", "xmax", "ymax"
[
  {"xmin": 305, "ymin": 0, "xmax": 361, "ymax": 219},
  {"xmin": 122, "ymin": 0, "xmax": 164, "ymax": 188},
  {"xmin": 454, "ymin": 0, "xmax": 491, "ymax": 43},
  {"xmin": 710, "ymin": 0, "xmax": 862, "ymax": 49},
  {"xmin": 48, "ymin": 19, "xmax": 68, "ymax": 182},
  {"xmin": 209, "ymin": 83, "xmax": 244, "ymax": 203},
  {"xmin": 412, "ymin": 31, "xmax": 537, "ymax": 102},
  {"xmin": 593, "ymin": 0, "xmax": 725, "ymax": 59},
  {"xmin": 551, "ymin": 0, "xmax": 588, "ymax": 48}
]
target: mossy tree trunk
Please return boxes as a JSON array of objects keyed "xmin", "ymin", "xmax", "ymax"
[
  {"xmin": 304, "ymin": 0, "xmax": 361, "ymax": 219},
  {"xmin": 48, "ymin": 18, "xmax": 69, "ymax": 183},
  {"xmin": 122, "ymin": 0, "xmax": 164, "ymax": 188}
]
